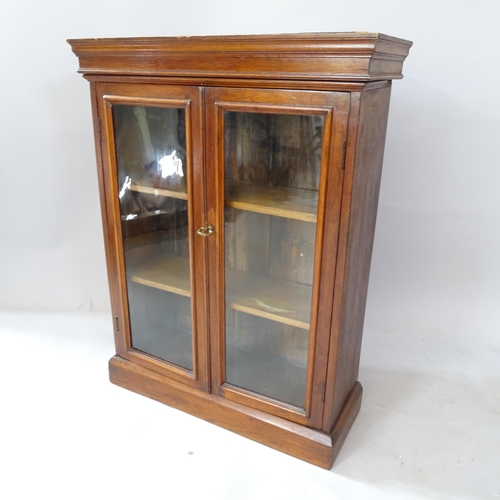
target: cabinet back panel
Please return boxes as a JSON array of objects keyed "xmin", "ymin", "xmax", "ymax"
[
  {"xmin": 224, "ymin": 112, "xmax": 322, "ymax": 191},
  {"xmin": 224, "ymin": 208, "xmax": 315, "ymax": 286}
]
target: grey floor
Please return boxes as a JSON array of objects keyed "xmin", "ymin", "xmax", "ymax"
[{"xmin": 0, "ymin": 311, "xmax": 498, "ymax": 500}]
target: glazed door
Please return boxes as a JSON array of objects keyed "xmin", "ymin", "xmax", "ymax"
[
  {"xmin": 205, "ymin": 88, "xmax": 350, "ymax": 426},
  {"xmin": 96, "ymin": 83, "xmax": 209, "ymax": 389}
]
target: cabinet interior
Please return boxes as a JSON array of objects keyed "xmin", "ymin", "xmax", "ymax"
[{"xmin": 114, "ymin": 104, "xmax": 322, "ymax": 408}]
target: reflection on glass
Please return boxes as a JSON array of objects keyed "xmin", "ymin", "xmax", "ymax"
[
  {"xmin": 113, "ymin": 105, "xmax": 193, "ymax": 371},
  {"xmin": 224, "ymin": 111, "xmax": 324, "ymax": 409}
]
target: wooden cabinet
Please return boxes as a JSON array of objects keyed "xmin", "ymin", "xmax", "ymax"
[{"xmin": 69, "ymin": 33, "xmax": 411, "ymax": 468}]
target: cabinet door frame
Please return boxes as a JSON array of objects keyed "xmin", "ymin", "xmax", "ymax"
[
  {"xmin": 205, "ymin": 87, "xmax": 350, "ymax": 427},
  {"xmin": 95, "ymin": 82, "xmax": 209, "ymax": 390}
]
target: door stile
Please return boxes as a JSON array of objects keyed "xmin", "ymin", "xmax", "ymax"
[
  {"xmin": 89, "ymin": 82, "xmax": 127, "ymax": 355},
  {"xmin": 300, "ymin": 107, "xmax": 335, "ymax": 426},
  {"xmin": 307, "ymin": 93, "xmax": 351, "ymax": 429},
  {"xmin": 183, "ymin": 88, "xmax": 210, "ymax": 392},
  {"xmin": 98, "ymin": 92, "xmax": 134, "ymax": 359},
  {"xmin": 191, "ymin": 86, "xmax": 211, "ymax": 391},
  {"xmin": 204, "ymin": 88, "xmax": 227, "ymax": 395}
]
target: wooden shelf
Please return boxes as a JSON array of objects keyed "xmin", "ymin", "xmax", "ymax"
[
  {"xmin": 225, "ymin": 180, "xmax": 318, "ymax": 222},
  {"xmin": 130, "ymin": 254, "xmax": 191, "ymax": 297},
  {"xmin": 130, "ymin": 182, "xmax": 187, "ymax": 200},
  {"xmin": 130, "ymin": 254, "xmax": 312, "ymax": 330},
  {"xmin": 129, "ymin": 180, "xmax": 318, "ymax": 222},
  {"xmin": 226, "ymin": 268, "xmax": 312, "ymax": 330}
]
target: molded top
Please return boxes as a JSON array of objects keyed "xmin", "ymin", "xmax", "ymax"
[{"xmin": 68, "ymin": 32, "xmax": 412, "ymax": 82}]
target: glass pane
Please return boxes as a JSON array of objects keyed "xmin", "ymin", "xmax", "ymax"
[
  {"xmin": 224, "ymin": 111, "xmax": 324, "ymax": 408},
  {"xmin": 113, "ymin": 104, "xmax": 193, "ymax": 371}
]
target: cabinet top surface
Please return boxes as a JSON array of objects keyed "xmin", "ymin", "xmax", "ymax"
[
  {"xmin": 68, "ymin": 32, "xmax": 412, "ymax": 48},
  {"xmin": 68, "ymin": 32, "xmax": 412, "ymax": 82}
]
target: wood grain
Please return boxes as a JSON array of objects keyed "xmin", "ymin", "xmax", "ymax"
[{"xmin": 68, "ymin": 33, "xmax": 412, "ymax": 82}]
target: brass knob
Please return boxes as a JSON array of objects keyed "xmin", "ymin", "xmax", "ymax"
[{"xmin": 196, "ymin": 224, "xmax": 214, "ymax": 237}]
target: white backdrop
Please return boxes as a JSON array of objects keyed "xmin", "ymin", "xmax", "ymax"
[
  {"xmin": 1, "ymin": 0, "xmax": 498, "ymax": 337},
  {"xmin": 1, "ymin": 2, "xmax": 499, "ymax": 497}
]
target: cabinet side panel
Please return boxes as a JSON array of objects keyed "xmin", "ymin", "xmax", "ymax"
[{"xmin": 323, "ymin": 85, "xmax": 392, "ymax": 431}]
